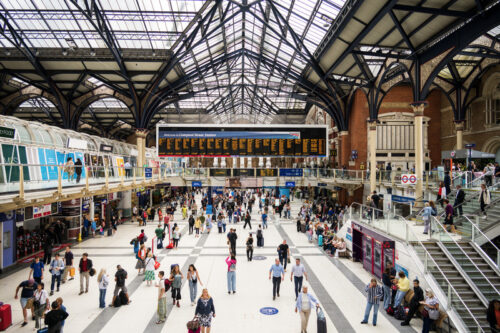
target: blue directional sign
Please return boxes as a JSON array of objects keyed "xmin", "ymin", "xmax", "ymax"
[
  {"xmin": 317, "ymin": 182, "xmax": 327, "ymax": 187},
  {"xmin": 260, "ymin": 307, "xmax": 279, "ymax": 315},
  {"xmin": 279, "ymin": 168, "xmax": 303, "ymax": 177},
  {"xmin": 285, "ymin": 181, "xmax": 295, "ymax": 188},
  {"xmin": 464, "ymin": 143, "xmax": 476, "ymax": 148},
  {"xmin": 145, "ymin": 167, "xmax": 152, "ymax": 178},
  {"xmin": 192, "ymin": 181, "xmax": 202, "ymax": 187}
]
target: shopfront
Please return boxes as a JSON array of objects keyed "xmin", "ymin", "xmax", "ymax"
[{"xmin": 351, "ymin": 221, "xmax": 395, "ymax": 279}]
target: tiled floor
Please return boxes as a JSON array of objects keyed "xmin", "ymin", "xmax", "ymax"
[{"xmin": 0, "ymin": 195, "xmax": 422, "ymax": 332}]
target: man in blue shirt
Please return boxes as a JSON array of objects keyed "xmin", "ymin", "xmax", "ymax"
[
  {"xmin": 29, "ymin": 256, "xmax": 44, "ymax": 284},
  {"xmin": 262, "ymin": 212, "xmax": 268, "ymax": 229},
  {"xmin": 268, "ymin": 258, "xmax": 285, "ymax": 300},
  {"xmin": 49, "ymin": 253, "xmax": 65, "ymax": 296}
]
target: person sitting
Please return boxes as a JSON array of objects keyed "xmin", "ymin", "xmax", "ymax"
[
  {"xmin": 334, "ymin": 238, "xmax": 346, "ymax": 257},
  {"xmin": 401, "ymin": 279, "xmax": 424, "ymax": 326}
]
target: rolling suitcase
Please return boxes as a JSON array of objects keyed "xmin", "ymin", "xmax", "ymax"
[
  {"xmin": 107, "ymin": 228, "xmax": 113, "ymax": 236},
  {"xmin": 0, "ymin": 304, "xmax": 12, "ymax": 331},
  {"xmin": 300, "ymin": 223, "xmax": 306, "ymax": 233},
  {"xmin": 316, "ymin": 307, "xmax": 327, "ymax": 333}
]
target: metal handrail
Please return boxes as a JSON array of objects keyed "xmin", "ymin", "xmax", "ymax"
[
  {"xmin": 431, "ymin": 216, "xmax": 500, "ymax": 299},
  {"xmin": 461, "ymin": 215, "xmax": 500, "ymax": 269},
  {"xmin": 347, "ymin": 202, "xmax": 487, "ymax": 332}
]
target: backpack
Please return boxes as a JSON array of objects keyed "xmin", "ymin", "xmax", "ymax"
[
  {"xmin": 119, "ymin": 291, "xmax": 128, "ymax": 305},
  {"xmin": 394, "ymin": 305, "xmax": 406, "ymax": 320},
  {"xmin": 164, "ymin": 278, "xmax": 171, "ymax": 292},
  {"xmin": 113, "ymin": 295, "xmax": 122, "ymax": 307},
  {"xmin": 143, "ymin": 211, "xmax": 147, "ymax": 219},
  {"xmin": 431, "ymin": 208, "xmax": 437, "ymax": 216},
  {"xmin": 143, "ymin": 235, "xmax": 148, "ymax": 242},
  {"xmin": 257, "ymin": 229, "xmax": 262, "ymax": 238},
  {"xmin": 386, "ymin": 306, "xmax": 394, "ymax": 316}
]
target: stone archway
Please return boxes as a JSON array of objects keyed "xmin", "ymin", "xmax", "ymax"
[{"xmin": 482, "ymin": 136, "xmax": 500, "ymax": 162}]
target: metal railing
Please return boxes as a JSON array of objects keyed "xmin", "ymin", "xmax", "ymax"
[
  {"xmin": 346, "ymin": 202, "xmax": 487, "ymax": 332},
  {"xmin": 430, "ymin": 216, "xmax": 500, "ymax": 303}
]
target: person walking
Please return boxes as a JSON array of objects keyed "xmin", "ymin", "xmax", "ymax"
[
  {"xmin": 227, "ymin": 228, "xmax": 237, "ymax": 255},
  {"xmin": 136, "ymin": 244, "xmax": 147, "ymax": 275},
  {"xmin": 290, "ymin": 258, "xmax": 308, "ymax": 300},
  {"xmin": 401, "ymin": 279, "xmax": 424, "ymax": 326},
  {"xmin": 246, "ymin": 233, "xmax": 254, "ymax": 261},
  {"xmin": 62, "ymin": 246, "xmax": 74, "ymax": 284},
  {"xmin": 75, "ymin": 158, "xmax": 83, "ymax": 183},
  {"xmin": 243, "ymin": 211, "xmax": 252, "ymax": 229},
  {"xmin": 256, "ymin": 225, "xmax": 264, "ymax": 247},
  {"xmin": 173, "ymin": 226, "xmax": 181, "ymax": 249},
  {"xmin": 14, "ymin": 279, "xmax": 37, "ymax": 327},
  {"xmin": 453, "ymin": 185, "xmax": 465, "ymax": 216},
  {"xmin": 33, "ymin": 282, "xmax": 49, "ymax": 330},
  {"xmin": 277, "ymin": 240, "xmax": 290, "ymax": 272},
  {"xmin": 479, "ymin": 183, "xmax": 491, "ymax": 219},
  {"xmin": 110, "ymin": 265, "xmax": 130, "ymax": 307},
  {"xmin": 195, "ymin": 216, "xmax": 202, "ymax": 238},
  {"xmin": 29, "ymin": 256, "xmax": 44, "ymax": 284},
  {"xmin": 155, "ymin": 224, "xmax": 164, "ymax": 249},
  {"xmin": 49, "ymin": 253, "xmax": 65, "ymax": 296},
  {"xmin": 156, "ymin": 271, "xmax": 167, "ymax": 324},
  {"xmin": 44, "ymin": 300, "xmax": 68, "ymax": 333},
  {"xmin": 262, "ymin": 211, "xmax": 268, "ymax": 229},
  {"xmin": 422, "ymin": 202, "xmax": 433, "ymax": 235},
  {"xmin": 295, "ymin": 285, "xmax": 319, "ymax": 333},
  {"xmin": 78, "ymin": 253, "xmax": 93, "ymax": 295},
  {"xmin": 443, "ymin": 199, "xmax": 456, "ymax": 233},
  {"xmin": 169, "ymin": 264, "xmax": 183, "ymax": 307},
  {"xmin": 188, "ymin": 214, "xmax": 195, "ymax": 235},
  {"xmin": 269, "ymin": 258, "xmax": 285, "ymax": 300},
  {"xmin": 421, "ymin": 289, "xmax": 440, "ymax": 333},
  {"xmin": 144, "ymin": 252, "xmax": 156, "ymax": 286},
  {"xmin": 97, "ymin": 269, "xmax": 109, "ymax": 309},
  {"xmin": 195, "ymin": 288, "xmax": 216, "ymax": 333},
  {"xmin": 187, "ymin": 264, "xmax": 203, "ymax": 306},
  {"xmin": 55, "ymin": 297, "xmax": 67, "ymax": 333},
  {"xmin": 43, "ymin": 237, "xmax": 53, "ymax": 265},
  {"xmin": 225, "ymin": 253, "xmax": 237, "ymax": 294},
  {"xmin": 360, "ymin": 278, "xmax": 383, "ymax": 326}
]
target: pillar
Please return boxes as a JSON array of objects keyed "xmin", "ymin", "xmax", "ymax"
[
  {"xmin": 118, "ymin": 190, "xmax": 132, "ymax": 218},
  {"xmin": 339, "ymin": 131, "xmax": 350, "ymax": 168},
  {"xmin": 221, "ymin": 157, "xmax": 226, "ymax": 167},
  {"xmin": 135, "ymin": 130, "xmax": 147, "ymax": 176},
  {"xmin": 455, "ymin": 121, "xmax": 464, "ymax": 150},
  {"xmin": 411, "ymin": 102, "xmax": 428, "ymax": 207},
  {"xmin": 259, "ymin": 157, "xmax": 264, "ymax": 167},
  {"xmin": 368, "ymin": 122, "xmax": 377, "ymax": 193}
]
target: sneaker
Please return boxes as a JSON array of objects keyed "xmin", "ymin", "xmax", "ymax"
[
  {"xmin": 176, "ymin": 301, "xmax": 180, "ymax": 308},
  {"xmin": 273, "ymin": 296, "xmax": 276, "ymax": 300},
  {"xmin": 62, "ymin": 281, "xmax": 66, "ymax": 284},
  {"xmin": 85, "ymin": 290, "xmax": 88, "ymax": 293},
  {"xmin": 50, "ymin": 291, "xmax": 54, "ymax": 296},
  {"xmin": 21, "ymin": 322, "xmax": 28, "ymax": 327},
  {"xmin": 228, "ymin": 292, "xmax": 231, "ymax": 295},
  {"xmin": 79, "ymin": 291, "xmax": 84, "ymax": 295},
  {"xmin": 57, "ymin": 288, "xmax": 60, "ymax": 292},
  {"xmin": 360, "ymin": 321, "xmax": 367, "ymax": 324},
  {"xmin": 69, "ymin": 277, "xmax": 74, "ymax": 281},
  {"xmin": 373, "ymin": 324, "xmax": 376, "ymax": 326}
]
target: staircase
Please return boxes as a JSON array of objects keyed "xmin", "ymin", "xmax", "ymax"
[
  {"xmin": 440, "ymin": 241, "xmax": 500, "ymax": 302},
  {"xmin": 416, "ymin": 242, "xmax": 490, "ymax": 332}
]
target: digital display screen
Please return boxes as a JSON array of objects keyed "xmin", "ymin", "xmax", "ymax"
[{"xmin": 157, "ymin": 125, "xmax": 328, "ymax": 157}]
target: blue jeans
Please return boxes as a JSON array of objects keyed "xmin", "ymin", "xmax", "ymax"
[
  {"xmin": 263, "ymin": 219, "xmax": 267, "ymax": 229},
  {"xmin": 362, "ymin": 302, "xmax": 379, "ymax": 325},
  {"xmin": 383, "ymin": 285, "xmax": 391, "ymax": 310},
  {"xmin": 227, "ymin": 271, "xmax": 236, "ymax": 292},
  {"xmin": 394, "ymin": 290, "xmax": 407, "ymax": 307},
  {"xmin": 99, "ymin": 288, "xmax": 106, "ymax": 308},
  {"xmin": 51, "ymin": 274, "xmax": 61, "ymax": 292},
  {"xmin": 189, "ymin": 280, "xmax": 197, "ymax": 303},
  {"xmin": 222, "ymin": 223, "xmax": 226, "ymax": 232}
]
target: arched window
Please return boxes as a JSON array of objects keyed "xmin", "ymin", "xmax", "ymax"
[{"xmin": 493, "ymin": 82, "xmax": 500, "ymax": 124}]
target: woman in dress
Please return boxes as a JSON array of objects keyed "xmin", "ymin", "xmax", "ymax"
[
  {"xmin": 195, "ymin": 288, "xmax": 215, "ymax": 333},
  {"xmin": 135, "ymin": 243, "xmax": 146, "ymax": 275},
  {"xmin": 187, "ymin": 264, "xmax": 203, "ymax": 306},
  {"xmin": 144, "ymin": 252, "xmax": 156, "ymax": 286},
  {"xmin": 33, "ymin": 282, "xmax": 49, "ymax": 330}
]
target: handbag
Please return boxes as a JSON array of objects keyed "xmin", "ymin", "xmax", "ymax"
[
  {"xmin": 287, "ymin": 257, "xmax": 291, "ymax": 264},
  {"xmin": 89, "ymin": 268, "xmax": 96, "ymax": 277},
  {"xmin": 154, "ymin": 261, "xmax": 160, "ymax": 270},
  {"xmin": 26, "ymin": 297, "xmax": 34, "ymax": 309},
  {"xmin": 186, "ymin": 316, "xmax": 200, "ymax": 330},
  {"xmin": 420, "ymin": 308, "xmax": 429, "ymax": 318}
]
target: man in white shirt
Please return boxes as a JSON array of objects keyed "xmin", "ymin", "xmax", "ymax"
[
  {"xmin": 290, "ymin": 258, "xmax": 308, "ymax": 300},
  {"xmin": 156, "ymin": 271, "xmax": 166, "ymax": 324}
]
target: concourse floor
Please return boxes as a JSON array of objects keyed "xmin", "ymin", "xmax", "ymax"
[{"xmin": 0, "ymin": 196, "xmax": 422, "ymax": 333}]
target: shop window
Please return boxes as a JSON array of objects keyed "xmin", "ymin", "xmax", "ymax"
[{"xmin": 494, "ymin": 99, "xmax": 500, "ymax": 125}]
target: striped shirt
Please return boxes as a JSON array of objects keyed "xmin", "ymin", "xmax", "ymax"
[{"xmin": 365, "ymin": 284, "xmax": 384, "ymax": 304}]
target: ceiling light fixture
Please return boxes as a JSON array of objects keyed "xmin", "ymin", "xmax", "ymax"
[
  {"xmin": 62, "ymin": 49, "xmax": 68, "ymax": 56},
  {"xmin": 90, "ymin": 49, "xmax": 96, "ymax": 56}
]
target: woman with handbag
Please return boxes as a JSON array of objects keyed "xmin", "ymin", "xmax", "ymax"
[
  {"xmin": 195, "ymin": 288, "xmax": 216, "ymax": 333},
  {"xmin": 187, "ymin": 264, "xmax": 203, "ymax": 306},
  {"xmin": 144, "ymin": 252, "xmax": 156, "ymax": 286},
  {"xmin": 420, "ymin": 289, "xmax": 439, "ymax": 333},
  {"xmin": 33, "ymin": 282, "xmax": 49, "ymax": 330}
]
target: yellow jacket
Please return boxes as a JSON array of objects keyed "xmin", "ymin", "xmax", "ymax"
[{"xmin": 397, "ymin": 277, "xmax": 410, "ymax": 292}]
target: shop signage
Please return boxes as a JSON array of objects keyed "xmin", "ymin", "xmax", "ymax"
[
  {"xmin": 67, "ymin": 137, "xmax": 87, "ymax": 150},
  {"xmin": 33, "ymin": 204, "xmax": 52, "ymax": 218},
  {"xmin": 0, "ymin": 126, "xmax": 15, "ymax": 139},
  {"xmin": 279, "ymin": 168, "xmax": 303, "ymax": 177},
  {"xmin": 145, "ymin": 167, "xmax": 152, "ymax": 178},
  {"xmin": 100, "ymin": 144, "xmax": 113, "ymax": 153},
  {"xmin": 392, "ymin": 195, "xmax": 415, "ymax": 203},
  {"xmin": 192, "ymin": 181, "xmax": 202, "ymax": 187},
  {"xmin": 317, "ymin": 182, "xmax": 327, "ymax": 187},
  {"xmin": 285, "ymin": 181, "xmax": 295, "ymax": 188}
]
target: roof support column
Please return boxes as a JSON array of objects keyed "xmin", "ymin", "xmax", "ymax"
[
  {"xmin": 411, "ymin": 101, "xmax": 428, "ymax": 208},
  {"xmin": 455, "ymin": 121, "xmax": 464, "ymax": 150},
  {"xmin": 134, "ymin": 130, "xmax": 148, "ymax": 177},
  {"xmin": 338, "ymin": 131, "xmax": 350, "ymax": 169},
  {"xmin": 368, "ymin": 121, "xmax": 377, "ymax": 193}
]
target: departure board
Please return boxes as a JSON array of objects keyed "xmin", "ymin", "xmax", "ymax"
[{"xmin": 157, "ymin": 124, "xmax": 328, "ymax": 157}]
